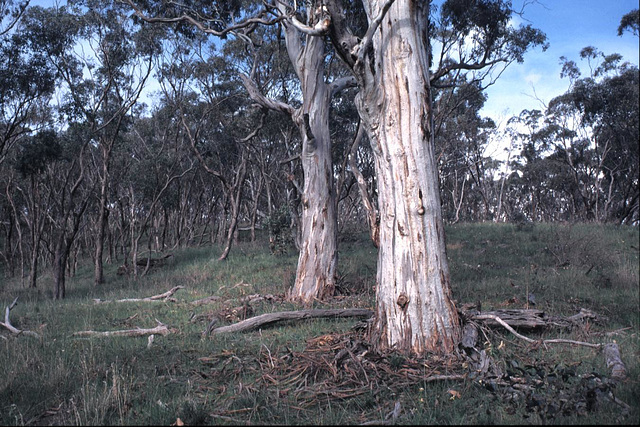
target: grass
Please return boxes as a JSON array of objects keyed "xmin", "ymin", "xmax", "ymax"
[{"xmin": 1, "ymin": 222, "xmax": 638, "ymax": 425}]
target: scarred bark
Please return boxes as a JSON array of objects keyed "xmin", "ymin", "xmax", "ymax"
[{"xmin": 353, "ymin": 0, "xmax": 461, "ymax": 354}]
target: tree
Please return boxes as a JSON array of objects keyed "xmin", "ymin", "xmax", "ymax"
[
  {"xmin": 119, "ymin": 0, "xmax": 546, "ymax": 354},
  {"xmin": 326, "ymin": 0, "xmax": 546, "ymax": 354},
  {"xmin": 617, "ymin": 8, "xmax": 639, "ymax": 36},
  {"xmin": 0, "ymin": 1, "xmax": 56, "ymax": 167},
  {"xmin": 119, "ymin": 0, "xmax": 375, "ymax": 303},
  {"xmin": 60, "ymin": 1, "xmax": 159, "ymax": 286},
  {"xmin": 532, "ymin": 47, "xmax": 639, "ymax": 224}
]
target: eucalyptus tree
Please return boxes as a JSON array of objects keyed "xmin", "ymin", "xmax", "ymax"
[
  {"xmin": 122, "ymin": 0, "xmax": 546, "ymax": 355},
  {"xmin": 0, "ymin": 1, "xmax": 56, "ymax": 167},
  {"xmin": 510, "ymin": 47, "xmax": 640, "ymax": 224},
  {"xmin": 555, "ymin": 48, "xmax": 638, "ymax": 224},
  {"xmin": 54, "ymin": 0, "xmax": 161, "ymax": 286},
  {"xmin": 12, "ymin": 5, "xmax": 95, "ymax": 299},
  {"xmin": 120, "ymin": 0, "xmax": 358, "ymax": 303},
  {"xmin": 324, "ymin": 0, "xmax": 546, "ymax": 354},
  {"xmin": 120, "ymin": 107, "xmax": 194, "ymax": 277},
  {"xmin": 434, "ymin": 82, "xmax": 497, "ymax": 222},
  {"xmin": 0, "ymin": 1, "xmax": 57, "ymax": 280},
  {"xmin": 9, "ymin": 130, "xmax": 60, "ymax": 288},
  {"xmin": 152, "ymin": 35, "xmax": 266, "ymax": 261}
]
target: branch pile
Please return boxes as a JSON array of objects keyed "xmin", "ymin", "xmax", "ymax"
[{"xmin": 198, "ymin": 329, "xmax": 467, "ymax": 425}]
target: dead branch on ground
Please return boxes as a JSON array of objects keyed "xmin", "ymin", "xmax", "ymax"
[
  {"xmin": 93, "ymin": 286, "xmax": 185, "ymax": 304},
  {"xmin": 72, "ymin": 320, "xmax": 173, "ymax": 338},
  {"xmin": 208, "ymin": 308, "xmax": 374, "ymax": 335},
  {"xmin": 0, "ymin": 297, "xmax": 40, "ymax": 339},
  {"xmin": 464, "ymin": 311, "xmax": 627, "ymax": 382}
]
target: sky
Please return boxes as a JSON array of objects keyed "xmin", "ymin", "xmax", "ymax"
[{"xmin": 480, "ymin": 0, "xmax": 639, "ymax": 128}]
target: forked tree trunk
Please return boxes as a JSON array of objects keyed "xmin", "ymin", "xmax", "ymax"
[{"xmin": 355, "ymin": 0, "xmax": 460, "ymax": 354}]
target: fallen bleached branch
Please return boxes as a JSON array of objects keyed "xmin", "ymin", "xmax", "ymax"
[
  {"xmin": 93, "ymin": 286, "xmax": 185, "ymax": 304},
  {"xmin": 72, "ymin": 320, "xmax": 172, "ymax": 338},
  {"xmin": 0, "ymin": 297, "xmax": 40, "ymax": 339},
  {"xmin": 209, "ymin": 308, "xmax": 374, "ymax": 335}
]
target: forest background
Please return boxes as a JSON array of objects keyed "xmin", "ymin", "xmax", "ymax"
[{"xmin": 1, "ymin": 0, "xmax": 639, "ymax": 425}]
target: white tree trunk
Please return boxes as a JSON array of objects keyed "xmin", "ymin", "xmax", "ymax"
[
  {"xmin": 356, "ymin": 0, "xmax": 460, "ymax": 354},
  {"xmin": 288, "ymin": 25, "xmax": 338, "ymax": 304},
  {"xmin": 251, "ymin": 4, "xmax": 338, "ymax": 304}
]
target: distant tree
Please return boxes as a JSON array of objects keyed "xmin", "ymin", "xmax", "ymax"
[
  {"xmin": 122, "ymin": 0, "xmax": 351, "ymax": 303},
  {"xmin": 58, "ymin": 0, "xmax": 160, "ymax": 286},
  {"xmin": 434, "ymin": 82, "xmax": 497, "ymax": 222},
  {"xmin": 0, "ymin": 2, "xmax": 56, "ymax": 166},
  {"xmin": 550, "ymin": 47, "xmax": 639, "ymax": 223},
  {"xmin": 618, "ymin": 8, "xmax": 639, "ymax": 36}
]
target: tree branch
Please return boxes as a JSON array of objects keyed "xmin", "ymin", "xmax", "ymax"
[
  {"xmin": 0, "ymin": 297, "xmax": 40, "ymax": 339},
  {"xmin": 239, "ymin": 73, "xmax": 295, "ymax": 117},
  {"xmin": 119, "ymin": 0, "xmax": 284, "ymax": 43},
  {"xmin": 93, "ymin": 286, "xmax": 185, "ymax": 303},
  {"xmin": 209, "ymin": 308, "xmax": 374, "ymax": 335},
  {"xmin": 354, "ymin": 0, "xmax": 397, "ymax": 72},
  {"xmin": 72, "ymin": 320, "xmax": 173, "ymax": 338}
]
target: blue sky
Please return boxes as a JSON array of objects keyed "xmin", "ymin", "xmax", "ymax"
[{"xmin": 481, "ymin": 0, "xmax": 639, "ymax": 125}]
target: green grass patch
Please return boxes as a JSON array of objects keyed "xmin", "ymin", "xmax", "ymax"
[{"xmin": 1, "ymin": 223, "xmax": 638, "ymax": 425}]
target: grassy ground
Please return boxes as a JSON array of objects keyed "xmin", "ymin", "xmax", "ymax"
[{"xmin": 0, "ymin": 222, "xmax": 638, "ymax": 425}]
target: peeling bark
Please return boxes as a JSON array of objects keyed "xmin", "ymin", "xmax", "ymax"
[{"xmin": 353, "ymin": 0, "xmax": 461, "ymax": 354}]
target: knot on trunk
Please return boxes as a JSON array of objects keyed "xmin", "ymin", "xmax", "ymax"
[{"xmin": 396, "ymin": 293, "xmax": 410, "ymax": 311}]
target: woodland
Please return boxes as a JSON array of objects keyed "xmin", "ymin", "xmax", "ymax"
[
  {"xmin": 0, "ymin": 0, "xmax": 639, "ymax": 425},
  {"xmin": 1, "ymin": 0, "xmax": 639, "ymax": 346}
]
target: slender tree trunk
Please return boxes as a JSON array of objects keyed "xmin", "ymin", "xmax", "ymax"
[
  {"xmin": 94, "ymin": 181, "xmax": 108, "ymax": 285},
  {"xmin": 240, "ymin": 7, "xmax": 339, "ymax": 303},
  {"xmin": 355, "ymin": 0, "xmax": 460, "ymax": 354},
  {"xmin": 94, "ymin": 142, "xmax": 114, "ymax": 286},
  {"xmin": 53, "ymin": 242, "xmax": 66, "ymax": 300},
  {"xmin": 290, "ymin": 94, "xmax": 338, "ymax": 302},
  {"xmin": 219, "ymin": 158, "xmax": 247, "ymax": 261},
  {"xmin": 283, "ymin": 8, "xmax": 337, "ymax": 303}
]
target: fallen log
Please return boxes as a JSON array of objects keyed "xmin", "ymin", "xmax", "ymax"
[
  {"xmin": 72, "ymin": 320, "xmax": 172, "ymax": 338},
  {"xmin": 190, "ymin": 295, "xmax": 222, "ymax": 306},
  {"xmin": 93, "ymin": 286, "xmax": 185, "ymax": 304},
  {"xmin": 603, "ymin": 342, "xmax": 627, "ymax": 381},
  {"xmin": 465, "ymin": 308, "xmax": 548, "ymax": 329},
  {"xmin": 461, "ymin": 307, "xmax": 604, "ymax": 331},
  {"xmin": 471, "ymin": 313, "xmax": 602, "ymax": 349},
  {"xmin": 209, "ymin": 308, "xmax": 374, "ymax": 335},
  {"xmin": 0, "ymin": 297, "xmax": 40, "ymax": 339},
  {"xmin": 136, "ymin": 253, "xmax": 174, "ymax": 267}
]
